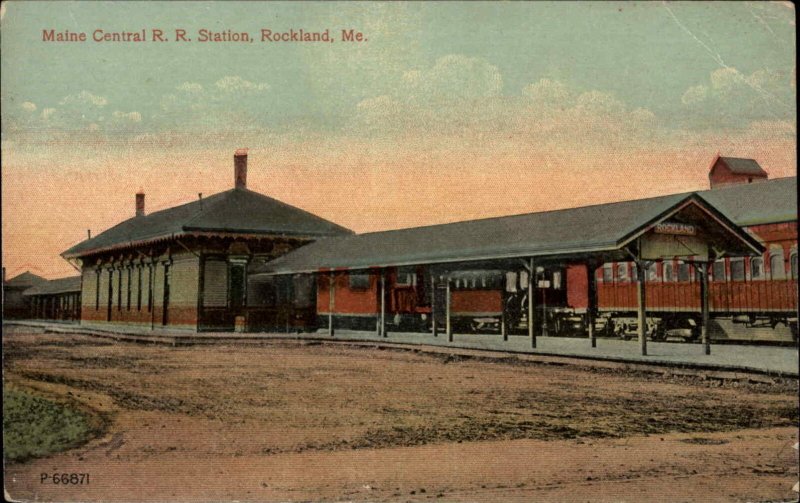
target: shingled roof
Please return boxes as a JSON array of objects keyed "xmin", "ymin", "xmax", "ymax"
[
  {"xmin": 715, "ymin": 157, "xmax": 768, "ymax": 176},
  {"xmin": 261, "ymin": 179, "xmax": 780, "ymax": 274},
  {"xmin": 62, "ymin": 188, "xmax": 353, "ymax": 258},
  {"xmin": 23, "ymin": 276, "xmax": 81, "ymax": 296},
  {"xmin": 3, "ymin": 271, "xmax": 47, "ymax": 289},
  {"xmin": 700, "ymin": 176, "xmax": 796, "ymax": 226}
]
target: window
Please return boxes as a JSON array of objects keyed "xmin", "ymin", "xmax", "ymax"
[
  {"xmin": 713, "ymin": 260, "xmax": 726, "ymax": 282},
  {"xmin": 664, "ymin": 263, "xmax": 674, "ymax": 282},
  {"xmin": 678, "ymin": 262, "xmax": 691, "ymax": 282},
  {"xmin": 229, "ymin": 263, "xmax": 246, "ymax": 308},
  {"xmin": 95, "ymin": 270, "xmax": 101, "ymax": 310},
  {"xmin": 147, "ymin": 264, "xmax": 153, "ymax": 312},
  {"xmin": 750, "ymin": 257, "xmax": 764, "ymax": 280},
  {"xmin": 616, "ymin": 263, "xmax": 628, "ymax": 283},
  {"xmin": 602, "ymin": 264, "xmax": 613, "ymax": 283},
  {"xmin": 126, "ymin": 267, "xmax": 132, "ymax": 310},
  {"xmin": 137, "ymin": 266, "xmax": 142, "ymax": 311},
  {"xmin": 505, "ymin": 272, "xmax": 518, "ymax": 293},
  {"xmin": 770, "ymin": 251, "xmax": 785, "ymax": 279},
  {"xmin": 552, "ymin": 271, "xmax": 562, "ymax": 290},
  {"xmin": 396, "ymin": 266, "xmax": 416, "ymax": 286},
  {"xmin": 731, "ymin": 259, "xmax": 745, "ymax": 281},
  {"xmin": 519, "ymin": 270, "xmax": 529, "ymax": 289},
  {"xmin": 117, "ymin": 269, "xmax": 123, "ymax": 311},
  {"xmin": 791, "ymin": 252, "xmax": 798, "ymax": 280},
  {"xmin": 349, "ymin": 273, "xmax": 370, "ymax": 290},
  {"xmin": 646, "ymin": 262, "xmax": 659, "ymax": 282}
]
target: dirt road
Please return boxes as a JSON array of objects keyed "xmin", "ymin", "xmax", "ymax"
[{"xmin": 3, "ymin": 327, "xmax": 798, "ymax": 502}]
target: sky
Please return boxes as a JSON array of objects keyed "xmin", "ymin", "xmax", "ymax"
[{"xmin": 1, "ymin": 1, "xmax": 796, "ymax": 279}]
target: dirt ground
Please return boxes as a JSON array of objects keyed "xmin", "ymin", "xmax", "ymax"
[{"xmin": 3, "ymin": 325, "xmax": 799, "ymax": 502}]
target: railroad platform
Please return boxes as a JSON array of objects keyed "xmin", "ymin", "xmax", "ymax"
[{"xmin": 4, "ymin": 320, "xmax": 798, "ymax": 377}]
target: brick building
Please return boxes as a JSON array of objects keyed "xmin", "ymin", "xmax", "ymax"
[{"xmin": 61, "ymin": 150, "xmax": 351, "ymax": 332}]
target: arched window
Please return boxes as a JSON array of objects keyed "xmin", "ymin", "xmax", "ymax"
[
  {"xmin": 616, "ymin": 263, "xmax": 629, "ymax": 283},
  {"xmin": 750, "ymin": 257, "xmax": 764, "ymax": 280},
  {"xmin": 730, "ymin": 259, "xmax": 745, "ymax": 281},
  {"xmin": 602, "ymin": 264, "xmax": 613, "ymax": 283},
  {"xmin": 664, "ymin": 262, "xmax": 674, "ymax": 282},
  {"xmin": 646, "ymin": 262, "xmax": 658, "ymax": 282},
  {"xmin": 678, "ymin": 261, "xmax": 691, "ymax": 282},
  {"xmin": 770, "ymin": 250, "xmax": 785, "ymax": 280}
]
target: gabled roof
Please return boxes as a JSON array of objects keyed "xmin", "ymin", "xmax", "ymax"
[
  {"xmin": 23, "ymin": 276, "xmax": 81, "ymax": 296},
  {"xmin": 62, "ymin": 188, "xmax": 353, "ymax": 258},
  {"xmin": 262, "ymin": 189, "xmax": 767, "ymax": 275},
  {"xmin": 714, "ymin": 157, "xmax": 768, "ymax": 177},
  {"xmin": 699, "ymin": 176, "xmax": 796, "ymax": 226},
  {"xmin": 3, "ymin": 271, "xmax": 47, "ymax": 289}
]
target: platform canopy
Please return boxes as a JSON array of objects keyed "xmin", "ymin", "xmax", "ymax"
[{"xmin": 260, "ymin": 191, "xmax": 764, "ymax": 276}]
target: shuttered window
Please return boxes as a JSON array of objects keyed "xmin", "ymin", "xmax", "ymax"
[{"xmin": 204, "ymin": 259, "xmax": 228, "ymax": 307}]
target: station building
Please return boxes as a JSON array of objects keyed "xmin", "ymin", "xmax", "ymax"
[{"xmin": 60, "ymin": 150, "xmax": 351, "ymax": 332}]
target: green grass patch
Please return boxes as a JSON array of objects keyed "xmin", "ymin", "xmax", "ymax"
[{"xmin": 3, "ymin": 388, "xmax": 96, "ymax": 463}]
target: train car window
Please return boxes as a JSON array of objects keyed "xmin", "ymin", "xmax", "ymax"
[
  {"xmin": 519, "ymin": 270, "xmax": 529, "ymax": 289},
  {"xmin": 790, "ymin": 252, "xmax": 798, "ymax": 279},
  {"xmin": 770, "ymin": 251, "xmax": 785, "ymax": 280},
  {"xmin": 750, "ymin": 257, "xmax": 764, "ymax": 280},
  {"xmin": 678, "ymin": 262, "xmax": 691, "ymax": 282},
  {"xmin": 616, "ymin": 263, "xmax": 628, "ymax": 283},
  {"xmin": 349, "ymin": 273, "xmax": 370, "ymax": 290},
  {"xmin": 395, "ymin": 266, "xmax": 415, "ymax": 286},
  {"xmin": 602, "ymin": 264, "xmax": 613, "ymax": 283},
  {"xmin": 712, "ymin": 260, "xmax": 726, "ymax": 282},
  {"xmin": 664, "ymin": 263, "xmax": 674, "ymax": 282},
  {"xmin": 730, "ymin": 259, "xmax": 745, "ymax": 281},
  {"xmin": 646, "ymin": 262, "xmax": 658, "ymax": 282},
  {"xmin": 505, "ymin": 272, "xmax": 518, "ymax": 292}
]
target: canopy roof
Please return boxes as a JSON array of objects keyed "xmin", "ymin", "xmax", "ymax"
[
  {"xmin": 261, "ymin": 181, "xmax": 776, "ymax": 274},
  {"xmin": 62, "ymin": 188, "xmax": 352, "ymax": 258},
  {"xmin": 23, "ymin": 276, "xmax": 81, "ymax": 296}
]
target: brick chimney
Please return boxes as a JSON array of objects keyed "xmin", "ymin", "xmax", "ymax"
[
  {"xmin": 135, "ymin": 191, "xmax": 145, "ymax": 217},
  {"xmin": 234, "ymin": 149, "xmax": 248, "ymax": 190}
]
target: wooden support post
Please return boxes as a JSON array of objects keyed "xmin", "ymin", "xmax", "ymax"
[
  {"xmin": 501, "ymin": 307, "xmax": 507, "ymax": 341},
  {"xmin": 699, "ymin": 262, "xmax": 711, "ymax": 355},
  {"xmin": 328, "ymin": 271, "xmax": 335, "ymax": 337},
  {"xmin": 431, "ymin": 273, "xmax": 438, "ymax": 337},
  {"xmin": 380, "ymin": 271, "xmax": 387, "ymax": 338},
  {"xmin": 528, "ymin": 257, "xmax": 536, "ymax": 349},
  {"xmin": 446, "ymin": 277, "xmax": 453, "ymax": 342},
  {"xmin": 587, "ymin": 262, "xmax": 598, "ymax": 348},
  {"xmin": 636, "ymin": 260, "xmax": 647, "ymax": 356}
]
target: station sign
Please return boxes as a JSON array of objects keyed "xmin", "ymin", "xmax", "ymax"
[{"xmin": 654, "ymin": 222, "xmax": 696, "ymax": 236}]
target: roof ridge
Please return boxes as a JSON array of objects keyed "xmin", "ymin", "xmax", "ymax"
[{"xmin": 352, "ymin": 191, "xmax": 692, "ymax": 239}]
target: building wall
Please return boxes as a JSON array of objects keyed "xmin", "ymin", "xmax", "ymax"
[
  {"xmin": 317, "ymin": 271, "xmax": 379, "ymax": 315},
  {"xmin": 709, "ymin": 163, "xmax": 767, "ymax": 188},
  {"xmin": 80, "ymin": 252, "xmax": 199, "ymax": 330}
]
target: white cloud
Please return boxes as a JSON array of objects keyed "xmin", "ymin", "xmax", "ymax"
[
  {"xmin": 176, "ymin": 82, "xmax": 203, "ymax": 93},
  {"xmin": 396, "ymin": 55, "xmax": 502, "ymax": 103},
  {"xmin": 59, "ymin": 90, "xmax": 108, "ymax": 107},
  {"xmin": 522, "ymin": 78, "xmax": 571, "ymax": 105},
  {"xmin": 681, "ymin": 84, "xmax": 708, "ymax": 105},
  {"xmin": 20, "ymin": 101, "xmax": 36, "ymax": 112},
  {"xmin": 214, "ymin": 76, "xmax": 270, "ymax": 93},
  {"xmin": 112, "ymin": 110, "xmax": 142, "ymax": 123}
]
